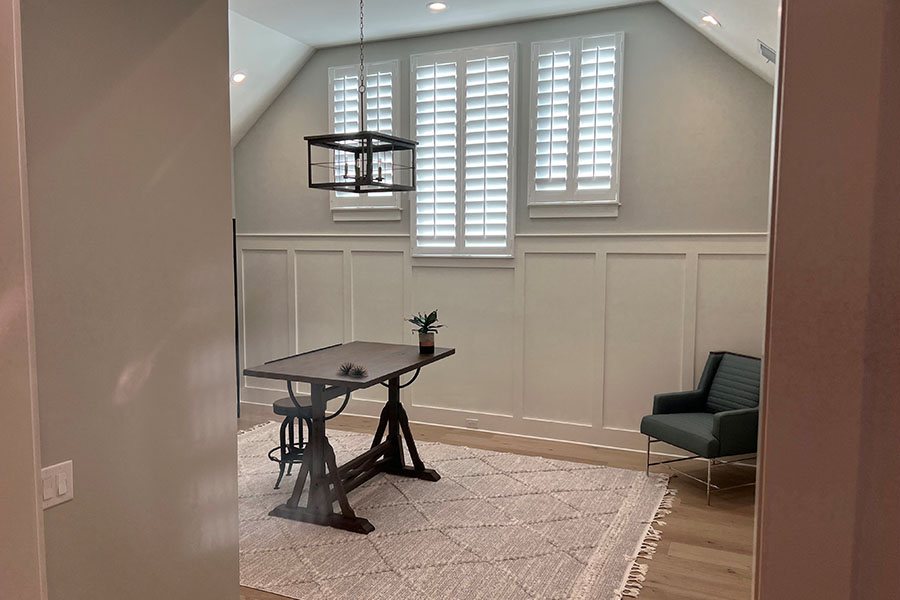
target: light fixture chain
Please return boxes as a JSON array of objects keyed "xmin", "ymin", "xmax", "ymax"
[
  {"xmin": 359, "ymin": 0, "xmax": 366, "ymax": 93},
  {"xmin": 358, "ymin": 0, "xmax": 366, "ymax": 130}
]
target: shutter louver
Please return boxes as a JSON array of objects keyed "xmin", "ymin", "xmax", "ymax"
[
  {"xmin": 529, "ymin": 34, "xmax": 622, "ymax": 217},
  {"xmin": 577, "ymin": 40, "xmax": 617, "ymax": 191},
  {"xmin": 332, "ymin": 68, "xmax": 394, "ymax": 198},
  {"xmin": 415, "ymin": 61, "xmax": 458, "ymax": 249},
  {"xmin": 332, "ymin": 72, "xmax": 360, "ymax": 191},
  {"xmin": 534, "ymin": 48, "xmax": 571, "ymax": 192},
  {"xmin": 464, "ymin": 55, "xmax": 511, "ymax": 249},
  {"xmin": 365, "ymin": 70, "xmax": 393, "ymax": 193}
]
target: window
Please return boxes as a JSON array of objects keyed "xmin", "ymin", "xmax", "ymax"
[
  {"xmin": 328, "ymin": 60, "xmax": 400, "ymax": 221},
  {"xmin": 528, "ymin": 33, "xmax": 623, "ymax": 218},
  {"xmin": 411, "ymin": 43, "xmax": 516, "ymax": 256}
]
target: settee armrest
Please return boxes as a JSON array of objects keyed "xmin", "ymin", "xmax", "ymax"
[
  {"xmin": 712, "ymin": 408, "xmax": 759, "ymax": 456},
  {"xmin": 652, "ymin": 390, "xmax": 706, "ymax": 414}
]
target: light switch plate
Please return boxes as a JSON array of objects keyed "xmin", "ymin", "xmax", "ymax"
[{"xmin": 41, "ymin": 460, "xmax": 74, "ymax": 509}]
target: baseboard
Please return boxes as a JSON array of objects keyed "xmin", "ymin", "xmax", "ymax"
[{"xmin": 237, "ymin": 401, "xmax": 699, "ymax": 462}]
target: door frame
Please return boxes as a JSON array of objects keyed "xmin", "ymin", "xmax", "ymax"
[
  {"xmin": 0, "ymin": 1, "xmax": 47, "ymax": 598},
  {"xmin": 755, "ymin": 0, "xmax": 899, "ymax": 597}
]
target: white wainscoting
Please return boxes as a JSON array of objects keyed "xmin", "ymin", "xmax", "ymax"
[{"xmin": 237, "ymin": 233, "xmax": 768, "ymax": 452}]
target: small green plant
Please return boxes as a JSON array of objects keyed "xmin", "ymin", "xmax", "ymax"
[{"xmin": 408, "ymin": 310, "xmax": 444, "ymax": 335}]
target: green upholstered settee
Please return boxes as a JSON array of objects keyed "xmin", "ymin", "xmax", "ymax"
[{"xmin": 640, "ymin": 351, "xmax": 761, "ymax": 502}]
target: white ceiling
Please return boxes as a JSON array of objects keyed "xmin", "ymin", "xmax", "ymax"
[
  {"xmin": 229, "ymin": 0, "xmax": 647, "ymax": 48},
  {"xmin": 228, "ymin": 0, "xmax": 780, "ymax": 144}
]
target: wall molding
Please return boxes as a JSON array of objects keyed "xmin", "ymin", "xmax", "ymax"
[
  {"xmin": 237, "ymin": 231, "xmax": 768, "ymax": 239},
  {"xmin": 237, "ymin": 232, "xmax": 768, "ymax": 453},
  {"xmin": 237, "ymin": 232, "xmax": 411, "ymax": 238}
]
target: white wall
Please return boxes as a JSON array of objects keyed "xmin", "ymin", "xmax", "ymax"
[
  {"xmin": 234, "ymin": 3, "xmax": 772, "ymax": 452},
  {"xmin": 238, "ymin": 233, "xmax": 768, "ymax": 451},
  {"xmin": 20, "ymin": 1, "xmax": 239, "ymax": 598}
]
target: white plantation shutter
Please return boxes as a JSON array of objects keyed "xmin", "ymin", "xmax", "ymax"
[
  {"xmin": 529, "ymin": 34, "xmax": 623, "ymax": 218},
  {"xmin": 363, "ymin": 70, "xmax": 394, "ymax": 191},
  {"xmin": 328, "ymin": 61, "xmax": 400, "ymax": 217},
  {"xmin": 412, "ymin": 44, "xmax": 516, "ymax": 256},
  {"xmin": 365, "ymin": 70, "xmax": 393, "ymax": 134},
  {"xmin": 577, "ymin": 38, "xmax": 617, "ymax": 191},
  {"xmin": 331, "ymin": 70, "xmax": 361, "ymax": 187},
  {"xmin": 464, "ymin": 55, "xmax": 511, "ymax": 249},
  {"xmin": 414, "ymin": 60, "xmax": 458, "ymax": 249},
  {"xmin": 534, "ymin": 43, "xmax": 572, "ymax": 192}
]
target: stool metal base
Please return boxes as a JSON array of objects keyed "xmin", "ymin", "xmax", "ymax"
[{"xmin": 269, "ymin": 415, "xmax": 309, "ymax": 489}]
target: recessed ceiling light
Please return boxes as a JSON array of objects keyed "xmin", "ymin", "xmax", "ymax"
[
  {"xmin": 427, "ymin": 2, "xmax": 447, "ymax": 11},
  {"xmin": 701, "ymin": 13, "xmax": 721, "ymax": 27},
  {"xmin": 231, "ymin": 71, "xmax": 247, "ymax": 84}
]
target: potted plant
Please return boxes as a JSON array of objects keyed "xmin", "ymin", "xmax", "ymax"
[{"xmin": 408, "ymin": 310, "xmax": 443, "ymax": 354}]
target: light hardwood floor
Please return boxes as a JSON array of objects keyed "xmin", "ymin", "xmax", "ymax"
[{"xmin": 238, "ymin": 407, "xmax": 755, "ymax": 600}]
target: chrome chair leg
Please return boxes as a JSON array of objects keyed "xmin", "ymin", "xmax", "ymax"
[
  {"xmin": 706, "ymin": 459, "xmax": 712, "ymax": 505},
  {"xmin": 645, "ymin": 437, "xmax": 651, "ymax": 476}
]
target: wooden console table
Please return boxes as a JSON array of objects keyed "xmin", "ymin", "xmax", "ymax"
[{"xmin": 244, "ymin": 341, "xmax": 455, "ymax": 534}]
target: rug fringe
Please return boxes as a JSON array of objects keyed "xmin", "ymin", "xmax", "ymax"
[{"xmin": 614, "ymin": 488, "xmax": 677, "ymax": 599}]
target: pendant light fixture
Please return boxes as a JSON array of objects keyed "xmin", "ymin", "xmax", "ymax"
[{"xmin": 306, "ymin": 0, "xmax": 417, "ymax": 194}]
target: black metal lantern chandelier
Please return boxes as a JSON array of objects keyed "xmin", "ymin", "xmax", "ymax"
[{"xmin": 306, "ymin": 0, "xmax": 417, "ymax": 194}]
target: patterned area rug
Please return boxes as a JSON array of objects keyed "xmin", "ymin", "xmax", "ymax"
[{"xmin": 239, "ymin": 422, "xmax": 672, "ymax": 600}]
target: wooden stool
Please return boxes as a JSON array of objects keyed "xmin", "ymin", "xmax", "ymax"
[{"xmin": 267, "ymin": 397, "xmax": 312, "ymax": 489}]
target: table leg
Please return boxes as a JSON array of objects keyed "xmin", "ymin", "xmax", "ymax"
[
  {"xmin": 270, "ymin": 382, "xmax": 373, "ymax": 534},
  {"xmin": 381, "ymin": 376, "xmax": 440, "ymax": 482}
]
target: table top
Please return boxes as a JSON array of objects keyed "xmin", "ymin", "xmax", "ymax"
[{"xmin": 243, "ymin": 341, "xmax": 455, "ymax": 390}]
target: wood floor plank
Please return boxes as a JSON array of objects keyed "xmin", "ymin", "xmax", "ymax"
[{"xmin": 237, "ymin": 411, "xmax": 754, "ymax": 600}]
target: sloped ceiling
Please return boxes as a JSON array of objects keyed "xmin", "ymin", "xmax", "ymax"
[
  {"xmin": 660, "ymin": 0, "xmax": 780, "ymax": 82},
  {"xmin": 228, "ymin": 11, "xmax": 314, "ymax": 146},
  {"xmin": 228, "ymin": 0, "xmax": 779, "ymax": 144}
]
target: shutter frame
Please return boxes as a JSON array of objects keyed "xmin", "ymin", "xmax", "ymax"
[
  {"xmin": 411, "ymin": 43, "xmax": 517, "ymax": 257},
  {"xmin": 327, "ymin": 60, "xmax": 402, "ymax": 220},
  {"xmin": 527, "ymin": 33, "xmax": 624, "ymax": 219}
]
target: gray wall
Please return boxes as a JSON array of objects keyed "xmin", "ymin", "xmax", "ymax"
[
  {"xmin": 234, "ymin": 2, "xmax": 774, "ymax": 235},
  {"xmin": 21, "ymin": 1, "xmax": 239, "ymax": 599}
]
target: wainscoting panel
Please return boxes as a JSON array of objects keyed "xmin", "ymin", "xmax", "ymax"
[
  {"xmin": 350, "ymin": 251, "xmax": 406, "ymax": 344},
  {"xmin": 351, "ymin": 251, "xmax": 407, "ymax": 403},
  {"xmin": 522, "ymin": 253, "xmax": 597, "ymax": 426},
  {"xmin": 240, "ymin": 249, "xmax": 291, "ymax": 395},
  {"xmin": 410, "ymin": 266, "xmax": 516, "ymax": 417},
  {"xmin": 236, "ymin": 233, "xmax": 768, "ymax": 452},
  {"xmin": 603, "ymin": 254, "xmax": 687, "ymax": 433},
  {"xmin": 295, "ymin": 250, "xmax": 344, "ymax": 351},
  {"xmin": 694, "ymin": 254, "xmax": 768, "ymax": 379},
  {"xmin": 293, "ymin": 250, "xmax": 344, "ymax": 395}
]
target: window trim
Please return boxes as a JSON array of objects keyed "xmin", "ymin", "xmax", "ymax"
[
  {"xmin": 527, "ymin": 33, "xmax": 624, "ymax": 219},
  {"xmin": 327, "ymin": 59, "xmax": 402, "ymax": 221},
  {"xmin": 409, "ymin": 42, "xmax": 518, "ymax": 258}
]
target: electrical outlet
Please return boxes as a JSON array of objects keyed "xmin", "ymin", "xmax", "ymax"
[
  {"xmin": 41, "ymin": 460, "xmax": 74, "ymax": 509},
  {"xmin": 465, "ymin": 418, "xmax": 479, "ymax": 429}
]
